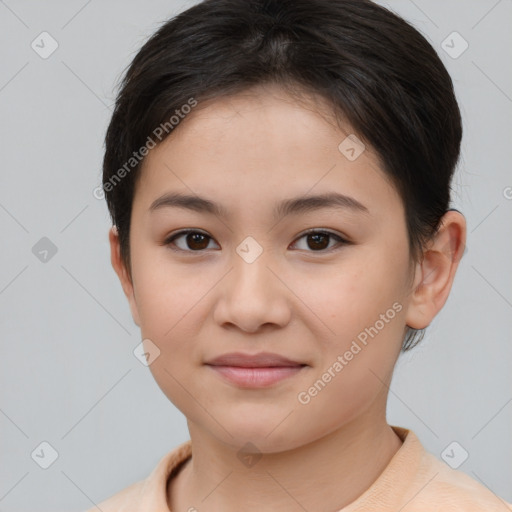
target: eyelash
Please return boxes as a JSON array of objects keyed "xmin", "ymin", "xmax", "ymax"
[{"xmin": 163, "ymin": 228, "xmax": 349, "ymax": 254}]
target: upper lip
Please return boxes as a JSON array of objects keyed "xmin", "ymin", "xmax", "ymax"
[{"xmin": 205, "ymin": 352, "xmax": 305, "ymax": 368}]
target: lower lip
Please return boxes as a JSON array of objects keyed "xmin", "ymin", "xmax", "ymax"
[{"xmin": 206, "ymin": 365, "xmax": 305, "ymax": 388}]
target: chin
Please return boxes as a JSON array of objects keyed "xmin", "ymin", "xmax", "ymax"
[{"xmin": 208, "ymin": 410, "xmax": 308, "ymax": 453}]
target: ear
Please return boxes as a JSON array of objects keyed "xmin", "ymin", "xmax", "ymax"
[
  {"xmin": 108, "ymin": 226, "xmax": 140, "ymax": 327},
  {"xmin": 405, "ymin": 210, "xmax": 467, "ymax": 330}
]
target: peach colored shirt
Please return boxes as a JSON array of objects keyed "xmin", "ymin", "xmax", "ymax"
[{"xmin": 87, "ymin": 426, "xmax": 512, "ymax": 511}]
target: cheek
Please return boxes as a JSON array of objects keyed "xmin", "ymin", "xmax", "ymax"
[
  {"xmin": 292, "ymin": 307, "xmax": 405, "ymax": 444},
  {"xmin": 293, "ymin": 257, "xmax": 407, "ymax": 338},
  {"xmin": 292, "ymin": 357, "xmax": 386, "ymax": 444},
  {"xmin": 131, "ymin": 246, "xmax": 211, "ymax": 339},
  {"xmin": 290, "ymin": 255, "xmax": 408, "ymax": 411}
]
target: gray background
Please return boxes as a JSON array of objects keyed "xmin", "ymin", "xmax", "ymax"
[{"xmin": 0, "ymin": 0, "xmax": 511, "ymax": 510}]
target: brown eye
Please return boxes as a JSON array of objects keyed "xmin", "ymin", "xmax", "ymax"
[
  {"xmin": 185, "ymin": 232, "xmax": 210, "ymax": 250},
  {"xmin": 164, "ymin": 228, "xmax": 347, "ymax": 254},
  {"xmin": 164, "ymin": 230, "xmax": 218, "ymax": 252},
  {"xmin": 306, "ymin": 232, "xmax": 330, "ymax": 250},
  {"xmin": 291, "ymin": 230, "xmax": 347, "ymax": 252}
]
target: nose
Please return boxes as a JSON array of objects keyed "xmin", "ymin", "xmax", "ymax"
[{"xmin": 212, "ymin": 249, "xmax": 292, "ymax": 334}]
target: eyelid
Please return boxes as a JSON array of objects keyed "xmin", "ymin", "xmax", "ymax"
[
  {"xmin": 163, "ymin": 228, "xmax": 219, "ymax": 253},
  {"xmin": 293, "ymin": 227, "xmax": 348, "ymax": 241},
  {"xmin": 289, "ymin": 228, "xmax": 349, "ymax": 251},
  {"xmin": 163, "ymin": 228, "xmax": 349, "ymax": 253}
]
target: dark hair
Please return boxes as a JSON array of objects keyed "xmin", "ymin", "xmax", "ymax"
[{"xmin": 102, "ymin": 0, "xmax": 462, "ymax": 351}]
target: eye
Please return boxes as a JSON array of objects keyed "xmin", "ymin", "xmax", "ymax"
[
  {"xmin": 290, "ymin": 229, "xmax": 348, "ymax": 252},
  {"xmin": 163, "ymin": 228, "xmax": 349, "ymax": 253},
  {"xmin": 164, "ymin": 229, "xmax": 219, "ymax": 252}
]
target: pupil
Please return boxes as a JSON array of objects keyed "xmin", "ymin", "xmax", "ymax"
[
  {"xmin": 308, "ymin": 233, "xmax": 328, "ymax": 250},
  {"xmin": 188, "ymin": 233, "xmax": 208, "ymax": 250},
  {"xmin": 184, "ymin": 232, "xmax": 330, "ymax": 251}
]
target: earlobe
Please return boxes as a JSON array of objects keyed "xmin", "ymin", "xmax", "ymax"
[
  {"xmin": 404, "ymin": 210, "xmax": 467, "ymax": 330},
  {"xmin": 108, "ymin": 226, "xmax": 141, "ymax": 327}
]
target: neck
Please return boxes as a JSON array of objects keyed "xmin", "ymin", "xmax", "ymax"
[{"xmin": 168, "ymin": 407, "xmax": 403, "ymax": 511}]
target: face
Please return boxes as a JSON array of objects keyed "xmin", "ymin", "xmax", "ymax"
[{"xmin": 115, "ymin": 84, "xmax": 419, "ymax": 452}]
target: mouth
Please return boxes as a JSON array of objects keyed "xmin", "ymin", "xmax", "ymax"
[{"xmin": 204, "ymin": 352, "xmax": 308, "ymax": 388}]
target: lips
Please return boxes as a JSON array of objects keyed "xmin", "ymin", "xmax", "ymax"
[
  {"xmin": 205, "ymin": 351, "xmax": 305, "ymax": 368},
  {"xmin": 205, "ymin": 352, "xmax": 307, "ymax": 388}
]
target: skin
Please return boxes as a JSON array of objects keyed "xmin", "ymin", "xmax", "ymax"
[{"xmin": 109, "ymin": 83, "xmax": 466, "ymax": 512}]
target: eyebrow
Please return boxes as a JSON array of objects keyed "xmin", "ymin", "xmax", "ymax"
[{"xmin": 149, "ymin": 191, "xmax": 370, "ymax": 219}]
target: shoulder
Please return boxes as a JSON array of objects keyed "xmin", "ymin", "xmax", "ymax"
[
  {"xmin": 84, "ymin": 480, "xmax": 144, "ymax": 512},
  {"xmin": 84, "ymin": 440, "xmax": 193, "ymax": 512},
  {"xmin": 377, "ymin": 427, "xmax": 512, "ymax": 512},
  {"xmin": 408, "ymin": 450, "xmax": 512, "ymax": 511}
]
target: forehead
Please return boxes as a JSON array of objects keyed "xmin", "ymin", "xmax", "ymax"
[
  {"xmin": 133, "ymin": 85, "xmax": 403, "ymax": 222},
  {"xmin": 166, "ymin": 84, "xmax": 348, "ymax": 153}
]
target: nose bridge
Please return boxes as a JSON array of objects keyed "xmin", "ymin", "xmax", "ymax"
[
  {"xmin": 213, "ymin": 235, "xmax": 290, "ymax": 332},
  {"xmin": 231, "ymin": 234, "xmax": 277, "ymax": 299}
]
